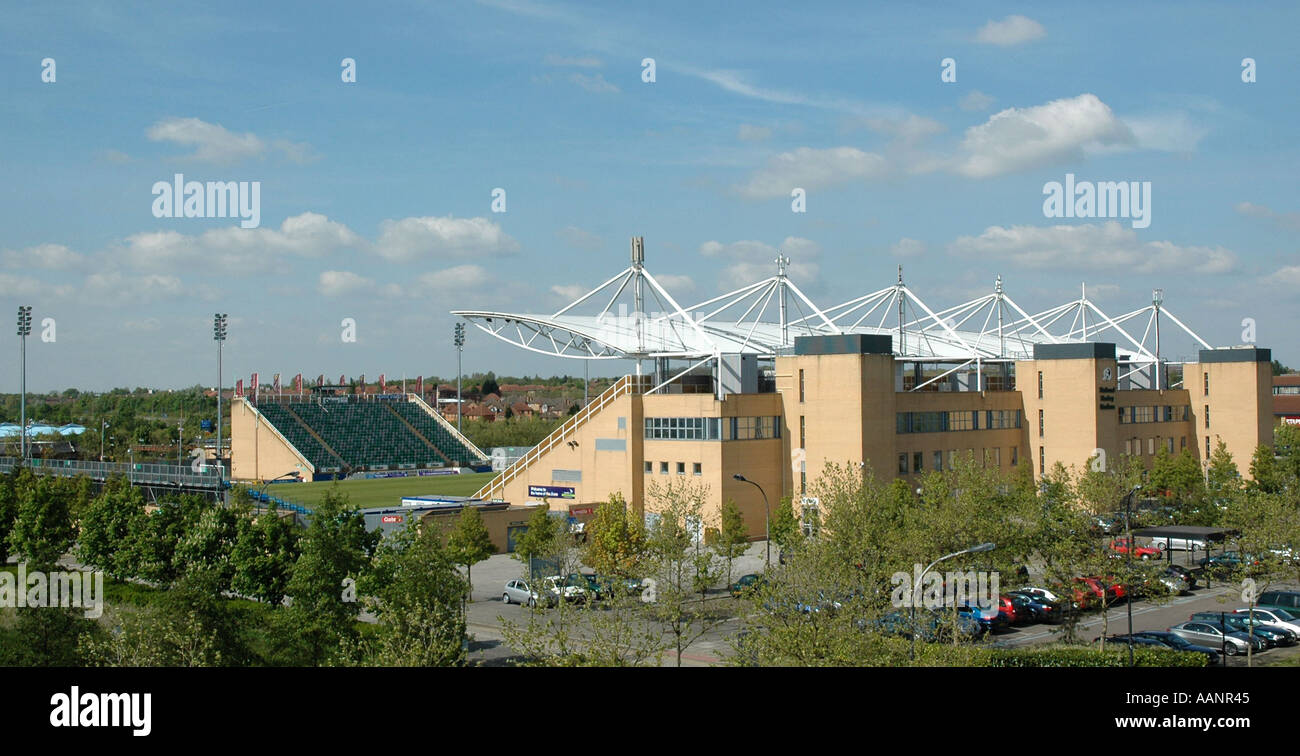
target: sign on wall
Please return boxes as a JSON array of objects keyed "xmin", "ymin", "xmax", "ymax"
[{"xmin": 528, "ymin": 485, "xmax": 576, "ymax": 499}]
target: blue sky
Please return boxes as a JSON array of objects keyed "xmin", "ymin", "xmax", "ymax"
[{"xmin": 2, "ymin": 0, "xmax": 1297, "ymax": 391}]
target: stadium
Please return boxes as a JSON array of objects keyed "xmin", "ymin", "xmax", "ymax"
[{"xmin": 233, "ymin": 237, "xmax": 1275, "ymax": 541}]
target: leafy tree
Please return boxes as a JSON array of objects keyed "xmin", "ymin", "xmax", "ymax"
[
  {"xmin": 274, "ymin": 487, "xmax": 378, "ymax": 665},
  {"xmin": 230, "ymin": 505, "xmax": 301, "ymax": 606},
  {"xmin": 173, "ymin": 505, "xmax": 239, "ymax": 583},
  {"xmin": 512, "ymin": 504, "xmax": 560, "ymax": 572},
  {"xmin": 479, "ymin": 373, "xmax": 500, "ymax": 397},
  {"xmin": 716, "ymin": 498, "xmax": 749, "ymax": 586},
  {"xmin": 7, "ymin": 473, "xmax": 76, "ymax": 570},
  {"xmin": 1248, "ymin": 443, "xmax": 1285, "ymax": 494},
  {"xmin": 77, "ymin": 475, "xmax": 146, "ymax": 580},
  {"xmin": 769, "ymin": 496, "xmax": 799, "ymax": 554},
  {"xmin": 0, "ymin": 467, "xmax": 30, "ymax": 565},
  {"xmin": 354, "ymin": 521, "xmax": 467, "ymax": 666},
  {"xmin": 444, "ymin": 505, "xmax": 496, "ymax": 601},
  {"xmin": 582, "ymin": 492, "xmax": 648, "ymax": 578},
  {"xmin": 1206, "ymin": 439, "xmax": 1241, "ymax": 502},
  {"xmin": 7, "ymin": 607, "xmax": 98, "ymax": 666}
]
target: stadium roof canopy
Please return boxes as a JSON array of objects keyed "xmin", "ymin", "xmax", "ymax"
[{"xmin": 453, "ymin": 238, "xmax": 1214, "ymax": 371}]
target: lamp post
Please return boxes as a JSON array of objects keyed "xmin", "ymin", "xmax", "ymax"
[
  {"xmin": 213, "ymin": 313, "xmax": 227, "ymax": 480},
  {"xmin": 454, "ymin": 322, "xmax": 465, "ymax": 434},
  {"xmin": 100, "ymin": 420, "xmax": 109, "ymax": 462},
  {"xmin": 1122, "ymin": 483, "xmax": 1141, "ymax": 667},
  {"xmin": 732, "ymin": 474, "xmax": 771, "ymax": 568},
  {"xmin": 910, "ymin": 542, "xmax": 996, "ymax": 662},
  {"xmin": 17, "ymin": 306, "xmax": 31, "ymax": 461}
]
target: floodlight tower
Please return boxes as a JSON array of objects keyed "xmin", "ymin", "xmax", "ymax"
[
  {"xmin": 213, "ymin": 313, "xmax": 228, "ymax": 479},
  {"xmin": 1152, "ymin": 289, "xmax": 1164, "ymax": 391},
  {"xmin": 17, "ymin": 306, "xmax": 32, "ymax": 460},
  {"xmin": 454, "ymin": 322, "xmax": 466, "ymax": 434}
]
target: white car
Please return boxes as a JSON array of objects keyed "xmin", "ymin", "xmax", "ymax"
[
  {"xmin": 543, "ymin": 575, "xmax": 588, "ymax": 602},
  {"xmin": 1017, "ymin": 586, "xmax": 1064, "ymax": 603},
  {"xmin": 1234, "ymin": 607, "xmax": 1300, "ymax": 636},
  {"xmin": 501, "ymin": 579, "xmax": 557, "ymax": 608},
  {"xmin": 1144, "ymin": 535, "xmax": 1209, "ymax": 552}
]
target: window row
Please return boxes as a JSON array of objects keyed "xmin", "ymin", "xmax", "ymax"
[
  {"xmin": 644, "ymin": 461, "xmax": 703, "ymax": 475},
  {"xmin": 643, "ymin": 416, "xmax": 782, "ymax": 441},
  {"xmin": 897, "ymin": 446, "xmax": 1018, "ymax": 473},
  {"xmin": 896, "ymin": 410, "xmax": 1022, "ymax": 434},
  {"xmin": 1117, "ymin": 405, "xmax": 1191, "ymax": 424},
  {"xmin": 1124, "ymin": 436, "xmax": 1187, "ymax": 456}
]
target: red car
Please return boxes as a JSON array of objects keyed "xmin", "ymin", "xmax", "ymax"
[
  {"xmin": 1109, "ymin": 538, "xmax": 1163, "ymax": 560},
  {"xmin": 997, "ymin": 595, "xmax": 1025, "ymax": 625}
]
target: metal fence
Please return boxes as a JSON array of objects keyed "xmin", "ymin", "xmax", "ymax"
[{"xmin": 0, "ymin": 457, "xmax": 224, "ymax": 489}]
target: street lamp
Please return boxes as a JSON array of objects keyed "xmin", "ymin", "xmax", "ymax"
[
  {"xmin": 911, "ymin": 542, "xmax": 996, "ymax": 661},
  {"xmin": 16, "ymin": 306, "xmax": 31, "ymax": 461},
  {"xmin": 454, "ymin": 322, "xmax": 466, "ymax": 434},
  {"xmin": 213, "ymin": 313, "xmax": 227, "ymax": 480},
  {"xmin": 100, "ymin": 420, "xmax": 109, "ymax": 462},
  {"xmin": 732, "ymin": 474, "xmax": 771, "ymax": 568},
  {"xmin": 1121, "ymin": 483, "xmax": 1141, "ymax": 667}
]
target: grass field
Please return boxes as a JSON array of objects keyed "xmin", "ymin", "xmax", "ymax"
[{"xmin": 263, "ymin": 472, "xmax": 500, "ymax": 509}]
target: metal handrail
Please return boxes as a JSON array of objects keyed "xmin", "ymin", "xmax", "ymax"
[
  {"xmin": 473, "ymin": 375, "xmax": 641, "ymax": 501},
  {"xmin": 0, "ymin": 456, "xmax": 224, "ymax": 488}
]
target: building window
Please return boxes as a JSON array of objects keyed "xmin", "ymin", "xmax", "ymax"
[
  {"xmin": 801, "ymin": 501, "xmax": 820, "ymax": 537},
  {"xmin": 799, "ymin": 416, "xmax": 806, "ymax": 449},
  {"xmin": 986, "ymin": 409, "xmax": 1020, "ymax": 429},
  {"xmin": 1205, "ymin": 436, "xmax": 1211, "ymax": 458},
  {"xmin": 1147, "ymin": 438, "xmax": 1155, "ymax": 455},
  {"xmin": 1167, "ymin": 437, "xmax": 1174, "ymax": 453},
  {"xmin": 644, "ymin": 461, "xmax": 652, "ymax": 474},
  {"xmin": 1010, "ymin": 447, "xmax": 1018, "ymax": 467},
  {"xmin": 985, "ymin": 447, "xmax": 1001, "ymax": 468},
  {"xmin": 800, "ymin": 471, "xmax": 806, "ymax": 494},
  {"xmin": 947, "ymin": 450, "xmax": 957, "ymax": 471},
  {"xmin": 1038, "ymin": 409, "xmax": 1044, "ymax": 438},
  {"xmin": 799, "ymin": 369, "xmax": 805, "ymax": 402},
  {"xmin": 1039, "ymin": 446, "xmax": 1045, "ymax": 475},
  {"xmin": 693, "ymin": 462, "xmax": 702, "ymax": 476},
  {"xmin": 660, "ymin": 461, "xmax": 668, "ymax": 474},
  {"xmin": 1180, "ymin": 436, "xmax": 1186, "ymax": 451},
  {"xmin": 1133, "ymin": 406, "xmax": 1154, "ymax": 424},
  {"xmin": 725, "ymin": 416, "xmax": 781, "ymax": 441},
  {"xmin": 1203, "ymin": 372, "xmax": 1209, "ymax": 396},
  {"xmin": 948, "ymin": 411, "xmax": 976, "ymax": 431},
  {"xmin": 645, "ymin": 417, "xmax": 720, "ymax": 441},
  {"xmin": 898, "ymin": 454, "xmax": 909, "ymax": 474},
  {"xmin": 1038, "ymin": 371, "xmax": 1043, "ymax": 399},
  {"xmin": 933, "ymin": 451, "xmax": 943, "ymax": 471},
  {"xmin": 1204, "ymin": 405, "xmax": 1210, "ymax": 429},
  {"xmin": 913, "ymin": 451, "xmax": 923, "ymax": 472},
  {"xmin": 1125, "ymin": 439, "xmax": 1132, "ymax": 456},
  {"xmin": 676, "ymin": 462, "xmax": 685, "ymax": 475}
]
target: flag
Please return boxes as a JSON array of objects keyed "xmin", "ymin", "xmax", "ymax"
[
  {"xmin": 339, "ymin": 374, "xmax": 344, "ymax": 387},
  {"xmin": 417, "ymin": 376, "xmax": 424, "ymax": 396},
  {"xmin": 273, "ymin": 373, "xmax": 280, "ymax": 393},
  {"xmin": 294, "ymin": 373, "xmax": 302, "ymax": 395},
  {"xmin": 359, "ymin": 374, "xmax": 365, "ymax": 395},
  {"xmin": 380, "ymin": 374, "xmax": 386, "ymax": 394},
  {"xmin": 318, "ymin": 374, "xmax": 324, "ymax": 388},
  {"xmin": 236, "ymin": 378, "xmax": 243, "ymax": 398},
  {"xmin": 251, "ymin": 373, "xmax": 258, "ymax": 402}
]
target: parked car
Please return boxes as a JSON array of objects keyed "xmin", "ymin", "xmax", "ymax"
[
  {"xmin": 1191, "ymin": 611, "xmax": 1296, "ymax": 647},
  {"xmin": 996, "ymin": 595, "xmax": 1026, "ymax": 625},
  {"xmin": 1016, "ymin": 586, "xmax": 1066, "ymax": 604},
  {"xmin": 1145, "ymin": 535, "xmax": 1210, "ymax": 552},
  {"xmin": 501, "ymin": 578, "xmax": 557, "ymax": 608},
  {"xmin": 1091, "ymin": 513, "xmax": 1125, "ymax": 535},
  {"xmin": 1005, "ymin": 591, "xmax": 1058, "ymax": 624},
  {"xmin": 921, "ymin": 609, "xmax": 984, "ymax": 641},
  {"xmin": 955, "ymin": 602, "xmax": 1009, "ymax": 634},
  {"xmin": 1234, "ymin": 606, "xmax": 1300, "ymax": 635},
  {"xmin": 1169, "ymin": 621, "xmax": 1265, "ymax": 655},
  {"xmin": 1164, "ymin": 564, "xmax": 1200, "ymax": 590},
  {"xmin": 1129, "ymin": 631, "xmax": 1222, "ymax": 663},
  {"xmin": 1109, "ymin": 538, "xmax": 1163, "ymax": 560},
  {"xmin": 730, "ymin": 573, "xmax": 766, "ymax": 598},
  {"xmin": 1256, "ymin": 590, "xmax": 1300, "ymax": 617},
  {"xmin": 565, "ymin": 572, "xmax": 604, "ymax": 600},
  {"xmin": 544, "ymin": 575, "xmax": 588, "ymax": 603},
  {"xmin": 1198, "ymin": 551, "xmax": 1261, "ymax": 576}
]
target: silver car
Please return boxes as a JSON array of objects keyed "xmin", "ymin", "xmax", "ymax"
[
  {"xmin": 1169, "ymin": 621, "xmax": 1263, "ymax": 656},
  {"xmin": 1234, "ymin": 607, "xmax": 1300, "ymax": 636},
  {"xmin": 501, "ymin": 579, "xmax": 556, "ymax": 608}
]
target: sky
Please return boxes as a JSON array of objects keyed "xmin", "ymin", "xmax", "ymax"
[{"xmin": 1, "ymin": 0, "xmax": 1297, "ymax": 392}]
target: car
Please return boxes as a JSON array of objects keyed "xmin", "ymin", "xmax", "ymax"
[
  {"xmin": 1129, "ymin": 631, "xmax": 1222, "ymax": 663},
  {"xmin": 1091, "ymin": 513, "xmax": 1125, "ymax": 535},
  {"xmin": 1198, "ymin": 551, "xmax": 1261, "ymax": 576},
  {"xmin": 1072, "ymin": 577, "xmax": 1118, "ymax": 606},
  {"xmin": 730, "ymin": 573, "xmax": 766, "ymax": 598},
  {"xmin": 1234, "ymin": 607, "xmax": 1300, "ymax": 635},
  {"xmin": 1016, "ymin": 586, "xmax": 1066, "ymax": 604},
  {"xmin": 995, "ymin": 595, "xmax": 1026, "ymax": 625},
  {"xmin": 1109, "ymin": 538, "xmax": 1163, "ymax": 560},
  {"xmin": 955, "ymin": 602, "xmax": 1009, "ymax": 634},
  {"xmin": 1004, "ymin": 592, "xmax": 1053, "ymax": 624},
  {"xmin": 795, "ymin": 591, "xmax": 844, "ymax": 614},
  {"xmin": 544, "ymin": 575, "xmax": 588, "ymax": 603},
  {"xmin": 920, "ymin": 609, "xmax": 983, "ymax": 641},
  {"xmin": 1168, "ymin": 621, "xmax": 1265, "ymax": 655},
  {"xmin": 1145, "ymin": 535, "xmax": 1210, "ymax": 552},
  {"xmin": 1163, "ymin": 564, "xmax": 1199, "ymax": 590},
  {"xmin": 501, "ymin": 578, "xmax": 557, "ymax": 608},
  {"xmin": 1256, "ymin": 590, "xmax": 1300, "ymax": 617},
  {"xmin": 564, "ymin": 572, "xmax": 604, "ymax": 600},
  {"xmin": 1191, "ymin": 612, "xmax": 1296, "ymax": 647}
]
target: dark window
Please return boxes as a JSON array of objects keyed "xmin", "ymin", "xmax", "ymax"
[{"xmin": 1038, "ymin": 371, "xmax": 1044, "ymax": 399}]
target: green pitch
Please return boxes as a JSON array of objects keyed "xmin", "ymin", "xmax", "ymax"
[{"xmin": 270, "ymin": 472, "xmax": 500, "ymax": 510}]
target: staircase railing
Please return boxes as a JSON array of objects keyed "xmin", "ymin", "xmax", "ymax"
[{"xmin": 474, "ymin": 375, "xmax": 644, "ymax": 501}]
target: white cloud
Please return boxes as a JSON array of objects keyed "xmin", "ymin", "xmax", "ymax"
[
  {"xmin": 735, "ymin": 146, "xmax": 888, "ymax": 199},
  {"xmin": 373, "ymin": 216, "xmax": 519, "ymax": 262},
  {"xmin": 550, "ymin": 283, "xmax": 588, "ymax": 301},
  {"xmin": 83, "ymin": 271, "xmax": 184, "ymax": 298},
  {"xmin": 959, "ymin": 90, "xmax": 996, "ymax": 112},
  {"xmin": 146, "ymin": 117, "xmax": 265, "ymax": 163},
  {"xmin": 417, "ymin": 265, "xmax": 491, "ymax": 293},
  {"xmin": 544, "ymin": 54, "xmax": 603, "ymax": 67},
  {"xmin": 123, "ymin": 212, "xmax": 361, "ymax": 272},
  {"xmin": 2, "ymin": 243, "xmax": 83, "ymax": 270},
  {"xmin": 318, "ymin": 270, "xmax": 375, "ymax": 296},
  {"xmin": 975, "ymin": 15, "xmax": 1046, "ymax": 46},
  {"xmin": 864, "ymin": 115, "xmax": 945, "ymax": 144},
  {"xmin": 699, "ymin": 236, "xmax": 820, "ymax": 290},
  {"xmin": 653, "ymin": 273, "xmax": 696, "ymax": 294},
  {"xmin": 890, "ymin": 238, "xmax": 926, "ymax": 258},
  {"xmin": 738, "ymin": 124, "xmax": 772, "ymax": 142},
  {"xmin": 948, "ymin": 222, "xmax": 1237, "ymax": 275},
  {"xmin": 953, "ymin": 94, "xmax": 1134, "ymax": 178},
  {"xmin": 101, "ymin": 149, "xmax": 131, "ymax": 164},
  {"xmin": 1236, "ymin": 202, "xmax": 1300, "ymax": 232},
  {"xmin": 1268, "ymin": 266, "xmax": 1300, "ymax": 287},
  {"xmin": 1122, "ymin": 112, "xmax": 1209, "ymax": 153},
  {"xmin": 569, "ymin": 73, "xmax": 619, "ymax": 94}
]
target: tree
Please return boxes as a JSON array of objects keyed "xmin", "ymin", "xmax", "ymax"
[
  {"xmin": 512, "ymin": 504, "xmax": 560, "ymax": 573},
  {"xmin": 716, "ymin": 498, "xmax": 749, "ymax": 586},
  {"xmin": 770, "ymin": 496, "xmax": 799, "ymax": 555},
  {"xmin": 445, "ymin": 505, "xmax": 495, "ymax": 601},
  {"xmin": 1248, "ymin": 443, "xmax": 1285, "ymax": 494},
  {"xmin": 7, "ymin": 473, "xmax": 76, "ymax": 571},
  {"xmin": 274, "ymin": 486, "xmax": 379, "ymax": 666},
  {"xmin": 77, "ymin": 475, "xmax": 146, "ymax": 580},
  {"xmin": 230, "ymin": 504, "xmax": 301, "ymax": 606},
  {"xmin": 1206, "ymin": 439, "xmax": 1242, "ymax": 502},
  {"xmin": 479, "ymin": 373, "xmax": 500, "ymax": 397},
  {"xmin": 354, "ymin": 520, "xmax": 467, "ymax": 666},
  {"xmin": 0, "ymin": 467, "xmax": 30, "ymax": 565},
  {"xmin": 582, "ymin": 492, "xmax": 648, "ymax": 578}
]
